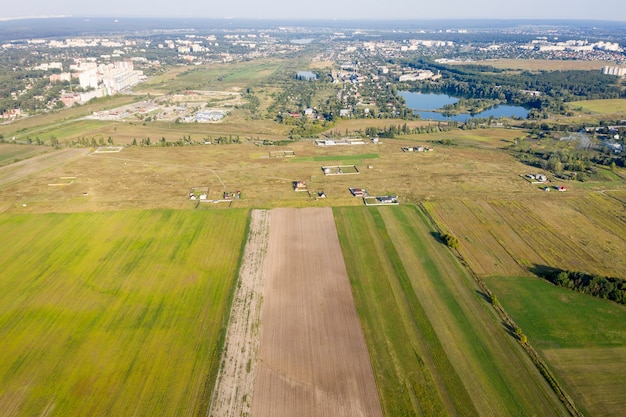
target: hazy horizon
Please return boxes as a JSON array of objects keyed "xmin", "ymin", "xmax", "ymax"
[{"xmin": 2, "ymin": 0, "xmax": 626, "ymax": 22}]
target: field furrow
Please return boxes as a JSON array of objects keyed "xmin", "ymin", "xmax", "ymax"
[
  {"xmin": 335, "ymin": 206, "xmax": 567, "ymax": 417},
  {"xmin": 252, "ymin": 207, "xmax": 382, "ymax": 417}
]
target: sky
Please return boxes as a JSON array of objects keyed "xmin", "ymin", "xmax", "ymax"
[{"xmin": 2, "ymin": 0, "xmax": 625, "ymax": 22}]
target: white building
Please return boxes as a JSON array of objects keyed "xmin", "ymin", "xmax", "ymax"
[{"xmin": 602, "ymin": 66, "xmax": 626, "ymax": 77}]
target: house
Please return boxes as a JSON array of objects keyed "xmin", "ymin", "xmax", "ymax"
[
  {"xmin": 349, "ymin": 188, "xmax": 366, "ymax": 197},
  {"xmin": 293, "ymin": 181, "xmax": 307, "ymax": 191}
]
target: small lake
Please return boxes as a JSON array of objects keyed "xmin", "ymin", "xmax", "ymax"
[
  {"xmin": 399, "ymin": 91, "xmax": 528, "ymax": 122},
  {"xmin": 296, "ymin": 71, "xmax": 317, "ymax": 81}
]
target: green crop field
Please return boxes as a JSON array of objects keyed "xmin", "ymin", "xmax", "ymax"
[
  {"xmin": 0, "ymin": 209, "xmax": 248, "ymax": 417},
  {"xmin": 485, "ymin": 275, "xmax": 626, "ymax": 417},
  {"xmin": 334, "ymin": 205, "xmax": 566, "ymax": 417}
]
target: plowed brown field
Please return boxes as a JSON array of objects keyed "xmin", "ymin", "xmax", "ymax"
[{"xmin": 252, "ymin": 207, "xmax": 382, "ymax": 417}]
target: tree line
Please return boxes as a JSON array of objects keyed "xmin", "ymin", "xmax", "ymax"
[{"xmin": 543, "ymin": 269, "xmax": 626, "ymax": 305}]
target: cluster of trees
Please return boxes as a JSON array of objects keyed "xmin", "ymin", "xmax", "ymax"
[
  {"xmin": 242, "ymin": 87, "xmax": 261, "ymax": 119},
  {"xmin": 545, "ymin": 269, "xmax": 626, "ymax": 305},
  {"xmin": 440, "ymin": 232, "xmax": 460, "ymax": 249},
  {"xmin": 128, "ymin": 134, "xmax": 242, "ymax": 147},
  {"xmin": 508, "ymin": 133, "xmax": 625, "ymax": 176},
  {"xmin": 363, "ymin": 122, "xmax": 457, "ymax": 138}
]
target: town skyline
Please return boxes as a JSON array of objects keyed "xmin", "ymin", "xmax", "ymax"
[{"xmin": 2, "ymin": 0, "xmax": 626, "ymax": 22}]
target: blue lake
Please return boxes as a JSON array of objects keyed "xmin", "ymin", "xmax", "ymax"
[{"xmin": 399, "ymin": 91, "xmax": 528, "ymax": 122}]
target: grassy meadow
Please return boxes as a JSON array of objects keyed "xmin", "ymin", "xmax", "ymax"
[
  {"xmin": 334, "ymin": 205, "xmax": 566, "ymax": 417},
  {"xmin": 485, "ymin": 275, "xmax": 626, "ymax": 417},
  {"xmin": 0, "ymin": 209, "xmax": 248, "ymax": 417},
  {"xmin": 569, "ymin": 98, "xmax": 626, "ymax": 115},
  {"xmin": 0, "ymin": 145, "xmax": 51, "ymax": 167}
]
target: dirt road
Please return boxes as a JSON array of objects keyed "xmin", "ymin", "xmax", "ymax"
[{"xmin": 208, "ymin": 210, "xmax": 270, "ymax": 417}]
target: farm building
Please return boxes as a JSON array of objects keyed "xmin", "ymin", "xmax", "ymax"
[
  {"xmin": 363, "ymin": 195, "xmax": 399, "ymax": 206},
  {"xmin": 402, "ymin": 146, "xmax": 433, "ymax": 152},
  {"xmin": 293, "ymin": 180, "xmax": 308, "ymax": 191},
  {"xmin": 315, "ymin": 138, "xmax": 367, "ymax": 146},
  {"xmin": 322, "ymin": 165, "xmax": 360, "ymax": 175},
  {"xmin": 349, "ymin": 188, "xmax": 368, "ymax": 197},
  {"xmin": 376, "ymin": 196, "xmax": 399, "ymax": 204}
]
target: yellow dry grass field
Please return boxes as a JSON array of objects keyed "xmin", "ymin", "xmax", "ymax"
[
  {"xmin": 425, "ymin": 194, "xmax": 626, "ymax": 278},
  {"xmin": 542, "ymin": 347, "xmax": 626, "ymax": 417}
]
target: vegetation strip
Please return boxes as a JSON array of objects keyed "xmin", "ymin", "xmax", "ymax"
[{"xmin": 208, "ymin": 210, "xmax": 269, "ymax": 417}]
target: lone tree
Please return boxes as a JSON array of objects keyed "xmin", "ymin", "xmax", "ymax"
[{"xmin": 441, "ymin": 232, "xmax": 459, "ymax": 249}]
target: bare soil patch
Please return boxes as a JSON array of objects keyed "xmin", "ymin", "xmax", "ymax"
[{"xmin": 251, "ymin": 207, "xmax": 382, "ymax": 417}]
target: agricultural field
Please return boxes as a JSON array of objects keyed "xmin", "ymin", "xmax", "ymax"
[
  {"xmin": 0, "ymin": 148, "xmax": 89, "ymax": 189},
  {"xmin": 252, "ymin": 208, "xmax": 382, "ymax": 417},
  {"xmin": 1, "ymin": 50, "xmax": 626, "ymax": 417},
  {"xmin": 0, "ymin": 144, "xmax": 51, "ymax": 167},
  {"xmin": 424, "ymin": 194, "xmax": 626, "ymax": 278},
  {"xmin": 485, "ymin": 275, "xmax": 626, "ymax": 417},
  {"xmin": 334, "ymin": 205, "xmax": 567, "ymax": 417},
  {"xmin": 0, "ymin": 209, "xmax": 248, "ymax": 417},
  {"xmin": 135, "ymin": 59, "xmax": 286, "ymax": 93}
]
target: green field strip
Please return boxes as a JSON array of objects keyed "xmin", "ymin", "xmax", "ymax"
[
  {"xmin": 0, "ymin": 146, "xmax": 50, "ymax": 166},
  {"xmin": 369, "ymin": 208, "xmax": 479, "ymax": 417},
  {"xmin": 379, "ymin": 205, "xmax": 566, "ymax": 416},
  {"xmin": 0, "ymin": 209, "xmax": 248, "ymax": 417},
  {"xmin": 335, "ymin": 207, "xmax": 449, "ymax": 417}
]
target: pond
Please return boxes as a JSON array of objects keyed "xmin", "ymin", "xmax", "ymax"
[{"xmin": 399, "ymin": 91, "xmax": 528, "ymax": 122}]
